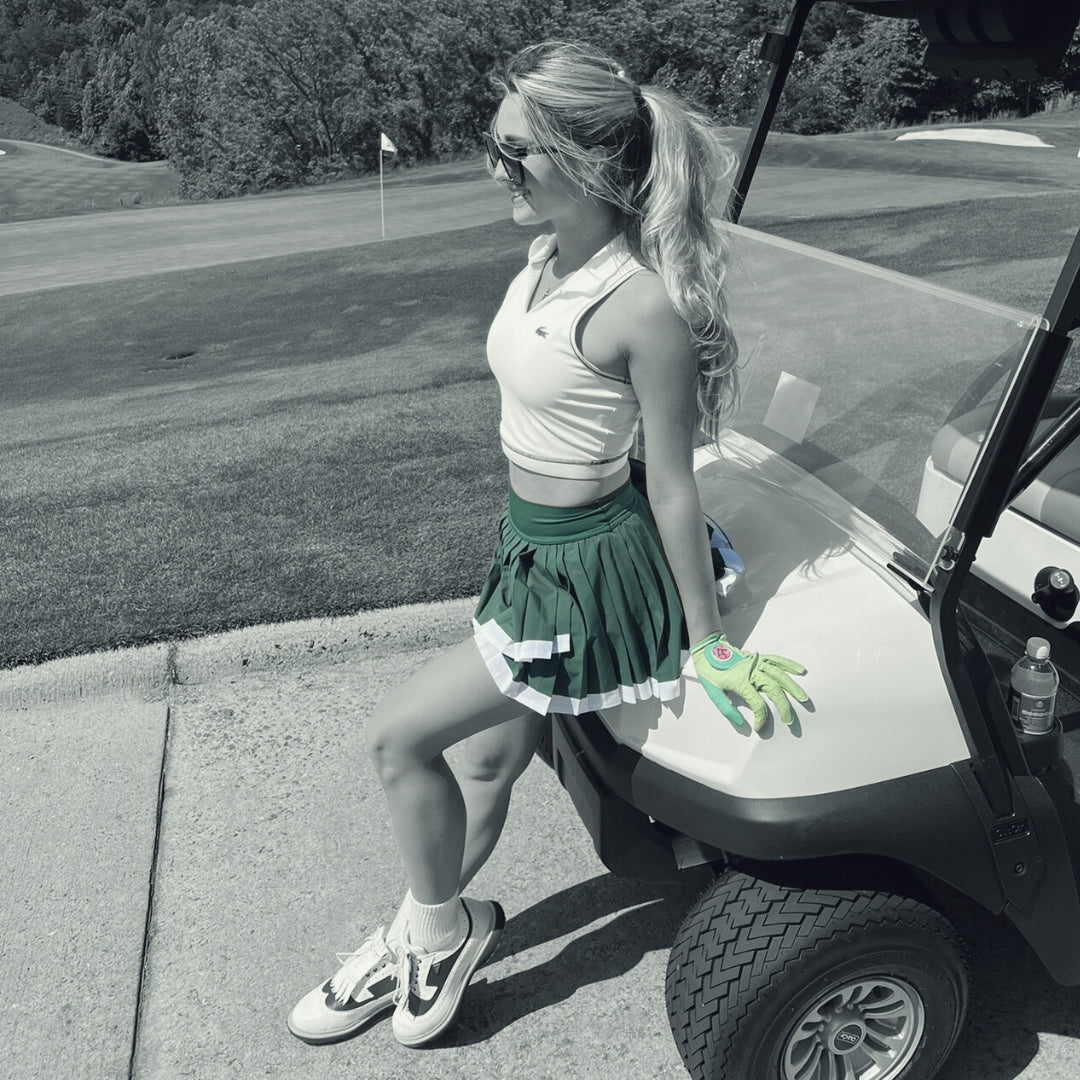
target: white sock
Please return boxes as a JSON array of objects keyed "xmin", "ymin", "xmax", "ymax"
[{"xmin": 404, "ymin": 890, "xmax": 467, "ymax": 953}]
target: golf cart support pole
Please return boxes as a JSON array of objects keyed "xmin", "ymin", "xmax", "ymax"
[
  {"xmin": 727, "ymin": 0, "xmax": 815, "ymax": 224},
  {"xmin": 928, "ymin": 221, "xmax": 1080, "ymax": 984}
]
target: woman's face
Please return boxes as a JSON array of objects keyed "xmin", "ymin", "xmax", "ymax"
[{"xmin": 489, "ymin": 95, "xmax": 587, "ymax": 229}]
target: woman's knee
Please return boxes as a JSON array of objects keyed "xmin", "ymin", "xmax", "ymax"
[
  {"xmin": 365, "ymin": 693, "xmax": 430, "ymax": 783},
  {"xmin": 458, "ymin": 742, "xmax": 511, "ymax": 787},
  {"xmin": 458, "ymin": 715, "xmax": 543, "ymax": 788}
]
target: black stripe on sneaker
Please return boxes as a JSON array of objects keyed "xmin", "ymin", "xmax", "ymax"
[
  {"xmin": 321, "ymin": 972, "xmax": 396, "ymax": 1012},
  {"xmin": 407, "ymin": 908, "xmax": 473, "ymax": 1017}
]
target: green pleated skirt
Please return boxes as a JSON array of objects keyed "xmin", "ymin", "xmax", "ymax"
[{"xmin": 472, "ymin": 481, "xmax": 688, "ymax": 716}]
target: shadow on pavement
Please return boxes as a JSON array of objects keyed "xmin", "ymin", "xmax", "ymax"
[
  {"xmin": 446, "ymin": 866, "xmax": 1080, "ymax": 1073},
  {"xmin": 934, "ymin": 886, "xmax": 1080, "ymax": 1080},
  {"xmin": 446, "ymin": 868, "xmax": 712, "ymax": 1044}
]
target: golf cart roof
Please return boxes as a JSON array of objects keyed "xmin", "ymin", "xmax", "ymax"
[{"xmin": 849, "ymin": 0, "xmax": 1080, "ymax": 79}]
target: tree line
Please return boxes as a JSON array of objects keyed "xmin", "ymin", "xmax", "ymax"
[{"xmin": 2, "ymin": 0, "xmax": 1076, "ymax": 199}]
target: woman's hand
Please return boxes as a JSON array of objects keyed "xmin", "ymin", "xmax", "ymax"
[{"xmin": 691, "ymin": 633, "xmax": 808, "ymax": 730}]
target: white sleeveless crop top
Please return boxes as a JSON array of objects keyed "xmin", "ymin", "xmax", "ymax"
[{"xmin": 486, "ymin": 233, "xmax": 647, "ymax": 480}]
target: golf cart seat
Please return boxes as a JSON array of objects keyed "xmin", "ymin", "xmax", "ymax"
[{"xmin": 930, "ymin": 398, "xmax": 1080, "ymax": 542}]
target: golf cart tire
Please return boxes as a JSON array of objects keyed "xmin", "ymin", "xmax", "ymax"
[{"xmin": 665, "ymin": 866, "xmax": 969, "ymax": 1080}]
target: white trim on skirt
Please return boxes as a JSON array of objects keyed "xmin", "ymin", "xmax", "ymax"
[{"xmin": 472, "ymin": 616, "xmax": 686, "ymax": 717}]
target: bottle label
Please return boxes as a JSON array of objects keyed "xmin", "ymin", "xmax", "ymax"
[{"xmin": 1010, "ymin": 690, "xmax": 1056, "ymax": 734}]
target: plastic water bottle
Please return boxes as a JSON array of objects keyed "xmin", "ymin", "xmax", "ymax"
[{"xmin": 1009, "ymin": 637, "xmax": 1058, "ymax": 735}]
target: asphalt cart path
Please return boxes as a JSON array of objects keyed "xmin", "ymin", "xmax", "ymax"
[{"xmin": 3, "ymin": 603, "xmax": 1080, "ymax": 1079}]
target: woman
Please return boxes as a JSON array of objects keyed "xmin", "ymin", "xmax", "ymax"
[{"xmin": 288, "ymin": 40, "xmax": 807, "ymax": 1049}]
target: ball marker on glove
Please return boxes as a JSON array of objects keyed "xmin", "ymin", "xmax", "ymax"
[
  {"xmin": 707, "ymin": 641, "xmax": 735, "ymax": 666},
  {"xmin": 691, "ymin": 632, "xmax": 808, "ymax": 731}
]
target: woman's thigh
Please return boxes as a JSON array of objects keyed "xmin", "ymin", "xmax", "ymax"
[{"xmin": 366, "ymin": 636, "xmax": 532, "ymax": 763}]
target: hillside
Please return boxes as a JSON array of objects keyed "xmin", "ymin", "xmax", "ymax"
[
  {"xmin": 0, "ymin": 138, "xmax": 179, "ymax": 222},
  {"xmin": 0, "ymin": 95, "xmax": 178, "ymax": 222},
  {"xmin": 0, "ymin": 96, "xmax": 88, "ymax": 151}
]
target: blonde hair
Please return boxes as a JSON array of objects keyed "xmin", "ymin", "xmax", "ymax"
[{"xmin": 496, "ymin": 41, "xmax": 740, "ymax": 442}]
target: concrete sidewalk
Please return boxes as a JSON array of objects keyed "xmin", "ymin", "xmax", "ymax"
[
  {"xmin": 1, "ymin": 602, "xmax": 707, "ymax": 1080},
  {"xmin": 4, "ymin": 604, "xmax": 1080, "ymax": 1080}
]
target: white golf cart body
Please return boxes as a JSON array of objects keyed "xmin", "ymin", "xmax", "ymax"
[
  {"xmin": 603, "ymin": 226, "xmax": 1027, "ymax": 800},
  {"xmin": 545, "ymin": 7, "xmax": 1080, "ymax": 1077},
  {"xmin": 550, "ymin": 222, "xmax": 1080, "ymax": 972}
]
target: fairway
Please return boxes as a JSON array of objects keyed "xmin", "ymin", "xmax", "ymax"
[
  {"xmin": 3, "ymin": 112, "xmax": 1079, "ymax": 668},
  {"xmin": 1, "ymin": 221, "xmax": 525, "ymax": 666}
]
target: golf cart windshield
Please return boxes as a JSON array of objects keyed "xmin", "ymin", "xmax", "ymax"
[{"xmin": 721, "ymin": 224, "xmax": 1047, "ymax": 573}]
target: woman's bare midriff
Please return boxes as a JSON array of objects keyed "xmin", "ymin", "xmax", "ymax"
[{"xmin": 507, "ymin": 460, "xmax": 632, "ymax": 507}]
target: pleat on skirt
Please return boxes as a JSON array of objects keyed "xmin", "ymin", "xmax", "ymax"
[{"xmin": 472, "ymin": 481, "xmax": 688, "ymax": 716}]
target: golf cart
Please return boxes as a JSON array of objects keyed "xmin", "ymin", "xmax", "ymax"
[{"xmin": 542, "ymin": 2, "xmax": 1080, "ymax": 1078}]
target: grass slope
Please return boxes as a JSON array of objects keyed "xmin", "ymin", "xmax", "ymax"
[
  {"xmin": 0, "ymin": 137, "xmax": 179, "ymax": 221},
  {"xmin": 755, "ymin": 190, "xmax": 1078, "ymax": 313},
  {"xmin": 0, "ymin": 95, "xmax": 85, "ymax": 150},
  {"xmin": 747, "ymin": 103, "xmax": 1080, "ymax": 188}
]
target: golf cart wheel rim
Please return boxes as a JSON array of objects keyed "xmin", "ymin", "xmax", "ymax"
[{"xmin": 780, "ymin": 974, "xmax": 925, "ymax": 1080}]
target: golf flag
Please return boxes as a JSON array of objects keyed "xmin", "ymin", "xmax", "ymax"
[{"xmin": 378, "ymin": 132, "xmax": 397, "ymax": 239}]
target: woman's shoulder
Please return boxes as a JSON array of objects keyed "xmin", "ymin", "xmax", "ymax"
[
  {"xmin": 581, "ymin": 262, "xmax": 693, "ymax": 370},
  {"xmin": 612, "ymin": 264, "xmax": 677, "ymax": 321}
]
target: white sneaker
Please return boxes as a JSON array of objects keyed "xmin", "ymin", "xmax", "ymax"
[
  {"xmin": 391, "ymin": 897, "xmax": 505, "ymax": 1047},
  {"xmin": 287, "ymin": 925, "xmax": 399, "ymax": 1044}
]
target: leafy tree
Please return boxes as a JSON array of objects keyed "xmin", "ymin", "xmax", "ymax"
[
  {"xmin": 77, "ymin": 0, "xmax": 177, "ymax": 158},
  {"xmin": 4, "ymin": 1, "xmax": 1078, "ymax": 184},
  {"xmin": 850, "ymin": 17, "xmax": 942, "ymax": 128},
  {"xmin": 158, "ymin": 0, "xmax": 554, "ymax": 194},
  {"xmin": 1, "ymin": 1, "xmax": 89, "ymax": 124}
]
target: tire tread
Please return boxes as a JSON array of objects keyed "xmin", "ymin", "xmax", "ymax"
[{"xmin": 665, "ymin": 870, "xmax": 966, "ymax": 1080}]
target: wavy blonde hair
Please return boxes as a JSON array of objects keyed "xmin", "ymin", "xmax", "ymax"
[{"xmin": 495, "ymin": 41, "xmax": 740, "ymax": 442}]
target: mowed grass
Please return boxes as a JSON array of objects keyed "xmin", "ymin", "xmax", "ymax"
[
  {"xmin": 752, "ymin": 189, "xmax": 1079, "ymax": 314},
  {"xmin": 2, "ymin": 219, "xmax": 526, "ymax": 666},
  {"xmin": 4, "ymin": 115, "xmax": 1079, "ymax": 668},
  {"xmin": 0, "ymin": 138, "xmax": 179, "ymax": 221}
]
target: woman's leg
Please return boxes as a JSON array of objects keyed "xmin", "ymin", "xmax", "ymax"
[
  {"xmin": 365, "ymin": 636, "xmax": 529, "ymax": 906},
  {"xmin": 290, "ymin": 637, "xmax": 532, "ymax": 1046},
  {"xmin": 457, "ymin": 711, "xmax": 545, "ymax": 890}
]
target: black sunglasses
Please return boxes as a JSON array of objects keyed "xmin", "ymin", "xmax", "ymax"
[{"xmin": 482, "ymin": 130, "xmax": 546, "ymax": 186}]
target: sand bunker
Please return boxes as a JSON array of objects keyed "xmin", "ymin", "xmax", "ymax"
[{"xmin": 896, "ymin": 128, "xmax": 1054, "ymax": 147}]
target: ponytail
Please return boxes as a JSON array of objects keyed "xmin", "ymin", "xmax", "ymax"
[
  {"xmin": 634, "ymin": 86, "xmax": 739, "ymax": 443},
  {"xmin": 497, "ymin": 42, "xmax": 741, "ymax": 444}
]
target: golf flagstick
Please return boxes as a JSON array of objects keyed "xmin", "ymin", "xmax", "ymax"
[{"xmin": 379, "ymin": 132, "xmax": 397, "ymax": 239}]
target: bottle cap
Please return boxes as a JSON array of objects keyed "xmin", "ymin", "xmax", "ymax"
[{"xmin": 1026, "ymin": 637, "xmax": 1051, "ymax": 661}]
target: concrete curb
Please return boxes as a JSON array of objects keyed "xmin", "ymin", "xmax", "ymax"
[{"xmin": 0, "ymin": 597, "xmax": 477, "ymax": 711}]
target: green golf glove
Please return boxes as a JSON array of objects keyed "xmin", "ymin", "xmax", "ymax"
[{"xmin": 691, "ymin": 633, "xmax": 808, "ymax": 731}]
